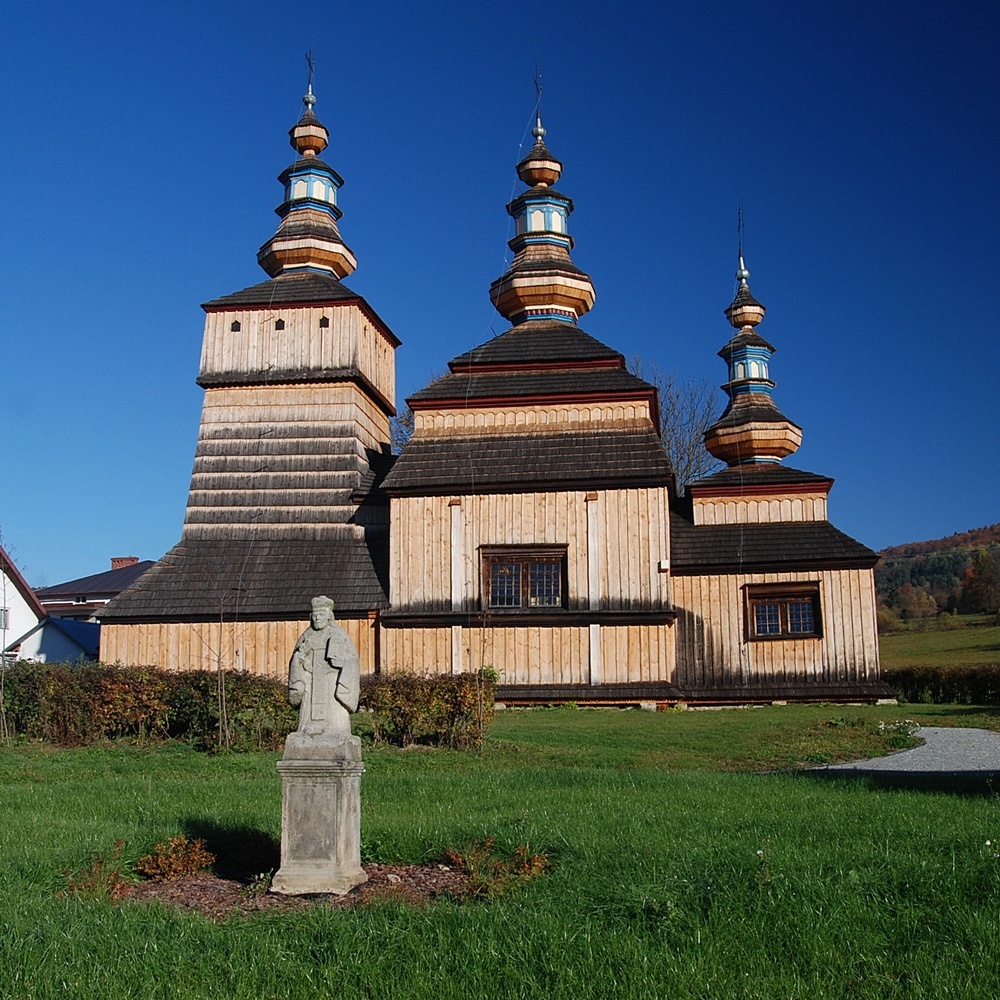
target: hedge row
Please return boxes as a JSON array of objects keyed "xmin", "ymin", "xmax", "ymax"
[
  {"xmin": 0, "ymin": 662, "xmax": 495, "ymax": 750},
  {"xmin": 882, "ymin": 664, "xmax": 1000, "ymax": 705},
  {"xmin": 361, "ymin": 671, "xmax": 495, "ymax": 749},
  {"xmin": 0, "ymin": 662, "xmax": 296, "ymax": 750}
]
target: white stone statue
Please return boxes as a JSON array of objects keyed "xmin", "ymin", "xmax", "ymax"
[
  {"xmin": 273, "ymin": 595, "xmax": 367, "ymax": 895},
  {"xmin": 287, "ymin": 595, "xmax": 360, "ymax": 747}
]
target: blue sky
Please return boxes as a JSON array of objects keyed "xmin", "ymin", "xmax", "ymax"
[{"xmin": 3, "ymin": 1, "xmax": 997, "ymax": 586}]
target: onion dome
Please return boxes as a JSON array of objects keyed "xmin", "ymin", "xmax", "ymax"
[
  {"xmin": 703, "ymin": 257, "xmax": 803, "ymax": 465},
  {"xmin": 489, "ymin": 115, "xmax": 596, "ymax": 325},
  {"xmin": 256, "ymin": 85, "xmax": 357, "ymax": 279}
]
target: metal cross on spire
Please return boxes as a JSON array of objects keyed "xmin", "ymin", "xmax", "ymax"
[{"xmin": 533, "ymin": 64, "xmax": 545, "ymax": 141}]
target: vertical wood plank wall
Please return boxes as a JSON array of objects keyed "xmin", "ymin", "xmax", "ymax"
[
  {"xmin": 100, "ymin": 618, "xmax": 378, "ymax": 681},
  {"xmin": 200, "ymin": 304, "xmax": 395, "ymax": 409},
  {"xmin": 390, "ymin": 487, "xmax": 671, "ymax": 612},
  {"xmin": 384, "ymin": 484, "xmax": 674, "ymax": 682},
  {"xmin": 381, "ymin": 623, "xmax": 675, "ymax": 685},
  {"xmin": 671, "ymin": 568, "xmax": 880, "ymax": 687},
  {"xmin": 692, "ymin": 494, "xmax": 828, "ymax": 525}
]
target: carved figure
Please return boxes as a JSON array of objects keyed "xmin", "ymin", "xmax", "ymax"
[{"xmin": 288, "ymin": 595, "xmax": 360, "ymax": 743}]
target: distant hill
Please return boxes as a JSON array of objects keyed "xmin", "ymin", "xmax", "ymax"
[
  {"xmin": 876, "ymin": 524, "xmax": 1000, "ymax": 616},
  {"xmin": 880, "ymin": 524, "xmax": 1000, "ymax": 559}
]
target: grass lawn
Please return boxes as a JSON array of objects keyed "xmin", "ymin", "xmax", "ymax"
[
  {"xmin": 1, "ymin": 705, "xmax": 999, "ymax": 998},
  {"xmin": 880, "ymin": 617, "xmax": 1000, "ymax": 668}
]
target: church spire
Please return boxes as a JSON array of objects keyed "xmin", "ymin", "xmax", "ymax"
[
  {"xmin": 256, "ymin": 74, "xmax": 357, "ymax": 279},
  {"xmin": 489, "ymin": 108, "xmax": 596, "ymax": 326},
  {"xmin": 703, "ymin": 256, "xmax": 803, "ymax": 466}
]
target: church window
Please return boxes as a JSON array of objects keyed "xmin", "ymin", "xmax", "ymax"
[
  {"xmin": 275, "ymin": 319, "xmax": 286, "ymax": 331},
  {"xmin": 230, "ymin": 321, "xmax": 241, "ymax": 332},
  {"xmin": 745, "ymin": 584, "xmax": 821, "ymax": 640},
  {"xmin": 292, "ymin": 179, "xmax": 308, "ymax": 200},
  {"xmin": 319, "ymin": 316, "xmax": 330, "ymax": 328},
  {"xmin": 529, "ymin": 209, "xmax": 545, "ymax": 231},
  {"xmin": 482, "ymin": 546, "xmax": 566, "ymax": 610}
]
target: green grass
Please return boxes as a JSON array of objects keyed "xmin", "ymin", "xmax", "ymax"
[
  {"xmin": 880, "ymin": 617, "xmax": 1000, "ymax": 668},
  {"xmin": 2, "ymin": 707, "xmax": 1000, "ymax": 998}
]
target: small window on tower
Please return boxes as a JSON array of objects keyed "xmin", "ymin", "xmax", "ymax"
[
  {"xmin": 230, "ymin": 321, "xmax": 241, "ymax": 332},
  {"xmin": 275, "ymin": 319, "xmax": 286, "ymax": 331},
  {"xmin": 319, "ymin": 316, "xmax": 330, "ymax": 329}
]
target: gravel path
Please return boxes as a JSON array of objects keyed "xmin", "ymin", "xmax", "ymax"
[{"xmin": 820, "ymin": 726, "xmax": 1000, "ymax": 793}]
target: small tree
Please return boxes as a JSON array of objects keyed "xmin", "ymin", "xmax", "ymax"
[{"xmin": 959, "ymin": 548, "xmax": 1000, "ymax": 614}]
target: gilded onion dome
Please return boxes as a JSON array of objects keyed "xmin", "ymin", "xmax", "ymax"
[
  {"xmin": 256, "ymin": 85, "xmax": 357, "ymax": 279},
  {"xmin": 489, "ymin": 115, "xmax": 596, "ymax": 325},
  {"xmin": 703, "ymin": 257, "xmax": 803, "ymax": 465}
]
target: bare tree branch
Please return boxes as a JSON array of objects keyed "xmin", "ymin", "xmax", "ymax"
[{"xmin": 629, "ymin": 357, "xmax": 724, "ymax": 493}]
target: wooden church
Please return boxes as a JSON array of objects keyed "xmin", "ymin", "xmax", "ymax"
[{"xmin": 101, "ymin": 87, "xmax": 891, "ymax": 704}]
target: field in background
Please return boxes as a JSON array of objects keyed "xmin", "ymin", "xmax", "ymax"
[
  {"xmin": 2, "ymin": 705, "xmax": 1000, "ymax": 998},
  {"xmin": 880, "ymin": 614, "xmax": 1000, "ymax": 668}
]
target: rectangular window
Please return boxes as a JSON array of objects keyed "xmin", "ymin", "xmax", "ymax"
[
  {"xmin": 0, "ymin": 608, "xmax": 7, "ymax": 631},
  {"xmin": 482, "ymin": 547, "xmax": 566, "ymax": 611},
  {"xmin": 745, "ymin": 585, "xmax": 822, "ymax": 640}
]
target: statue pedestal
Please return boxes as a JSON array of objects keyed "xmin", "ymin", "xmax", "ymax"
[{"xmin": 271, "ymin": 735, "xmax": 367, "ymax": 895}]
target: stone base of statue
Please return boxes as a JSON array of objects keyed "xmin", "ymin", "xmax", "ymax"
[{"xmin": 271, "ymin": 733, "xmax": 368, "ymax": 895}]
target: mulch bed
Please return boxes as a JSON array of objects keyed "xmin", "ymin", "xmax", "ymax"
[{"xmin": 119, "ymin": 864, "xmax": 472, "ymax": 922}]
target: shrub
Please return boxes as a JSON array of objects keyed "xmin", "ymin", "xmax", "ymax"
[
  {"xmin": 360, "ymin": 671, "xmax": 495, "ymax": 748},
  {"xmin": 883, "ymin": 664, "xmax": 1000, "ymax": 704},
  {"xmin": 0, "ymin": 662, "xmax": 296, "ymax": 750},
  {"xmin": 134, "ymin": 836, "xmax": 215, "ymax": 881}
]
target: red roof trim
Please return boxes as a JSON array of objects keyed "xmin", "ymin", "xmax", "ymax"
[
  {"xmin": 688, "ymin": 480, "xmax": 832, "ymax": 499},
  {"xmin": 410, "ymin": 388, "xmax": 658, "ymax": 412}
]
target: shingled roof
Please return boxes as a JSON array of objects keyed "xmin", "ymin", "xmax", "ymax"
[
  {"xmin": 35, "ymin": 560, "xmax": 156, "ymax": 600},
  {"xmin": 448, "ymin": 321, "xmax": 623, "ymax": 368},
  {"xmin": 409, "ymin": 367, "xmax": 654, "ymax": 403},
  {"xmin": 202, "ymin": 270, "xmax": 362, "ymax": 309},
  {"xmin": 383, "ymin": 428, "xmax": 672, "ymax": 494},
  {"xmin": 99, "ymin": 532, "xmax": 389, "ymax": 622},
  {"xmin": 670, "ymin": 517, "xmax": 878, "ymax": 573},
  {"xmin": 689, "ymin": 465, "xmax": 832, "ymax": 490}
]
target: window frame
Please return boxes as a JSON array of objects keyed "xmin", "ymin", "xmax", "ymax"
[
  {"xmin": 743, "ymin": 583, "xmax": 822, "ymax": 641},
  {"xmin": 481, "ymin": 545, "xmax": 568, "ymax": 613}
]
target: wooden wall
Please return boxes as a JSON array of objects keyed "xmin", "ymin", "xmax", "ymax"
[
  {"xmin": 101, "ymin": 616, "xmax": 379, "ymax": 680},
  {"xmin": 201, "ymin": 302, "xmax": 395, "ymax": 409},
  {"xmin": 381, "ymin": 622, "xmax": 675, "ymax": 686},
  {"xmin": 414, "ymin": 404, "xmax": 653, "ymax": 434},
  {"xmin": 671, "ymin": 567, "xmax": 880, "ymax": 688},
  {"xmin": 390, "ymin": 486, "xmax": 672, "ymax": 612},
  {"xmin": 692, "ymin": 492, "xmax": 828, "ymax": 525}
]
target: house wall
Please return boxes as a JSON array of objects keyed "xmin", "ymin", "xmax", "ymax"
[
  {"xmin": 100, "ymin": 615, "xmax": 379, "ymax": 679},
  {"xmin": 671, "ymin": 567, "xmax": 880, "ymax": 689},
  {"xmin": 1, "ymin": 569, "xmax": 43, "ymax": 656}
]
